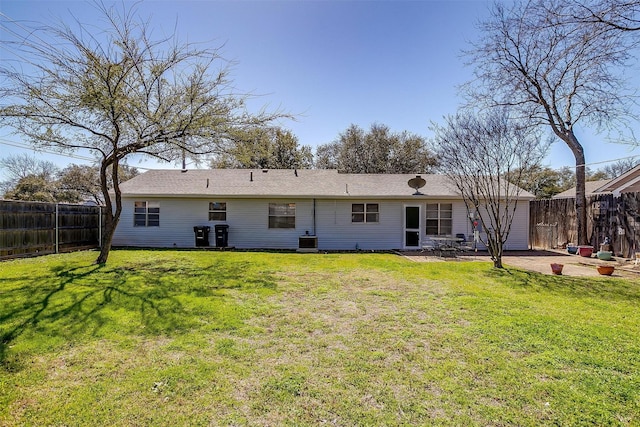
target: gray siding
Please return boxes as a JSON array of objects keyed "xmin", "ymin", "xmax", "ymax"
[
  {"xmin": 113, "ymin": 197, "xmax": 313, "ymax": 249},
  {"xmin": 314, "ymin": 199, "xmax": 402, "ymax": 250},
  {"xmin": 503, "ymin": 201, "xmax": 530, "ymax": 250},
  {"xmin": 315, "ymin": 199, "xmax": 481, "ymax": 250},
  {"xmin": 470, "ymin": 201, "xmax": 530, "ymax": 250},
  {"xmin": 113, "ymin": 196, "xmax": 530, "ymax": 250}
]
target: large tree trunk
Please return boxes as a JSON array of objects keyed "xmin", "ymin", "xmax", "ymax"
[
  {"xmin": 566, "ymin": 133, "xmax": 588, "ymax": 245},
  {"xmin": 95, "ymin": 157, "xmax": 122, "ymax": 264},
  {"xmin": 96, "ymin": 212, "xmax": 116, "ymax": 264},
  {"xmin": 575, "ymin": 160, "xmax": 588, "ymax": 246}
]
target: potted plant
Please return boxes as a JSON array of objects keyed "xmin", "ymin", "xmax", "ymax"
[
  {"xmin": 566, "ymin": 244, "xmax": 578, "ymax": 255},
  {"xmin": 596, "ymin": 251, "xmax": 612, "ymax": 261},
  {"xmin": 577, "ymin": 245, "xmax": 594, "ymax": 257},
  {"xmin": 597, "ymin": 265, "xmax": 615, "ymax": 276},
  {"xmin": 550, "ymin": 263, "xmax": 564, "ymax": 275}
]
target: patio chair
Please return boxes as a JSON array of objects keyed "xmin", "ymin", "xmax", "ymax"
[
  {"xmin": 456, "ymin": 233, "xmax": 474, "ymax": 252},
  {"xmin": 421, "ymin": 237, "xmax": 437, "ymax": 253}
]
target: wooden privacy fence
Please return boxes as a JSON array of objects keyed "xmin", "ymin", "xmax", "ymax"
[
  {"xmin": 0, "ymin": 200, "xmax": 104, "ymax": 260},
  {"xmin": 530, "ymin": 192, "xmax": 640, "ymax": 258}
]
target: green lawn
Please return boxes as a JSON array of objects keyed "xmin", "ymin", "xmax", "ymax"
[{"xmin": 1, "ymin": 250, "xmax": 639, "ymax": 426}]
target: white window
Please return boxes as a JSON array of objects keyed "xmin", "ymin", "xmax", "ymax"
[
  {"xmin": 134, "ymin": 201, "xmax": 160, "ymax": 227},
  {"xmin": 426, "ymin": 203, "xmax": 452, "ymax": 235},
  {"xmin": 352, "ymin": 203, "xmax": 379, "ymax": 223},
  {"xmin": 209, "ymin": 202, "xmax": 227, "ymax": 221},
  {"xmin": 269, "ymin": 203, "xmax": 296, "ymax": 229}
]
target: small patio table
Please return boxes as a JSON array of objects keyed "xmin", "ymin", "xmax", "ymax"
[{"xmin": 424, "ymin": 236, "xmax": 463, "ymax": 257}]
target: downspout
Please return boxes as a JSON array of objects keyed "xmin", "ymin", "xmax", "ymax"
[{"xmin": 313, "ymin": 198, "xmax": 316, "ymax": 235}]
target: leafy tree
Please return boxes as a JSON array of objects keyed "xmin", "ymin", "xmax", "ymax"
[
  {"xmin": 586, "ymin": 168, "xmax": 610, "ymax": 182},
  {"xmin": 0, "ymin": 3, "xmax": 287, "ymax": 263},
  {"xmin": 431, "ymin": 110, "xmax": 547, "ymax": 268},
  {"xmin": 467, "ymin": 0, "xmax": 635, "ymax": 245},
  {"xmin": 270, "ymin": 129, "xmax": 313, "ymax": 169},
  {"xmin": 508, "ymin": 164, "xmax": 618, "ymax": 199},
  {"xmin": 54, "ymin": 165, "xmax": 98, "ymax": 204},
  {"xmin": 2, "ymin": 162, "xmax": 139, "ymax": 204},
  {"xmin": 314, "ymin": 142, "xmax": 340, "ymax": 170},
  {"xmin": 0, "ymin": 153, "xmax": 58, "ymax": 196},
  {"xmin": 3, "ymin": 174, "xmax": 57, "ymax": 202},
  {"xmin": 316, "ymin": 123, "xmax": 437, "ymax": 173},
  {"xmin": 316, "ymin": 125, "xmax": 364, "ymax": 171},
  {"xmin": 57, "ymin": 164, "xmax": 139, "ymax": 205},
  {"xmin": 210, "ymin": 127, "xmax": 312, "ymax": 169},
  {"xmin": 506, "ymin": 165, "xmax": 569, "ymax": 199}
]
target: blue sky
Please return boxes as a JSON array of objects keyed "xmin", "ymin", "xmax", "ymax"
[{"xmin": 1, "ymin": 0, "xmax": 639, "ymax": 178}]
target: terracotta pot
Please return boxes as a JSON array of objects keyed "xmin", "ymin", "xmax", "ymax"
[
  {"xmin": 550, "ymin": 263, "xmax": 564, "ymax": 275},
  {"xmin": 597, "ymin": 265, "xmax": 615, "ymax": 276},
  {"xmin": 577, "ymin": 246, "xmax": 594, "ymax": 257}
]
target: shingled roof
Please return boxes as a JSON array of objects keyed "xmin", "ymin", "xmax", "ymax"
[
  {"xmin": 551, "ymin": 180, "xmax": 612, "ymax": 199},
  {"xmin": 118, "ymin": 169, "xmax": 534, "ymax": 199}
]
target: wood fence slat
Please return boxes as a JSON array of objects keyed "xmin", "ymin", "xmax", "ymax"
[
  {"xmin": 530, "ymin": 193, "xmax": 640, "ymax": 257},
  {"xmin": 1, "ymin": 200, "xmax": 105, "ymax": 260}
]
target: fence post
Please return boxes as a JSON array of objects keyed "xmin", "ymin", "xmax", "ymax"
[
  {"xmin": 99, "ymin": 207, "xmax": 102, "ymax": 248},
  {"xmin": 55, "ymin": 203, "xmax": 59, "ymax": 254}
]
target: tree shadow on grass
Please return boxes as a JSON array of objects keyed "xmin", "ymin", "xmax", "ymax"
[
  {"xmin": 485, "ymin": 267, "xmax": 640, "ymax": 302},
  {"xmin": 0, "ymin": 257, "xmax": 277, "ymax": 371}
]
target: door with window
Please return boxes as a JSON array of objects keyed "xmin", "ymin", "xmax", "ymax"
[{"xmin": 404, "ymin": 205, "xmax": 421, "ymax": 248}]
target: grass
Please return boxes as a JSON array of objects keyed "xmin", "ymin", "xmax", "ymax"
[{"xmin": 1, "ymin": 250, "xmax": 639, "ymax": 426}]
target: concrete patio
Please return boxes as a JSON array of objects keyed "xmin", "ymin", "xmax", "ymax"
[{"xmin": 400, "ymin": 249, "xmax": 640, "ymax": 278}]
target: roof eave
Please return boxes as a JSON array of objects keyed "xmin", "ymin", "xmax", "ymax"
[{"xmin": 117, "ymin": 192, "xmax": 534, "ymax": 200}]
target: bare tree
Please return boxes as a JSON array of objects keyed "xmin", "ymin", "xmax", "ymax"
[
  {"xmin": 466, "ymin": 0, "xmax": 636, "ymax": 245},
  {"xmin": 431, "ymin": 110, "xmax": 547, "ymax": 268},
  {"xmin": 564, "ymin": 0, "xmax": 640, "ymax": 31},
  {"xmin": 599, "ymin": 157, "xmax": 640, "ymax": 177},
  {"xmin": 0, "ymin": 3, "xmax": 287, "ymax": 263}
]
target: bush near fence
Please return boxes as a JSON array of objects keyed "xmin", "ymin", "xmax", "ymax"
[
  {"xmin": 0, "ymin": 200, "xmax": 104, "ymax": 260},
  {"xmin": 530, "ymin": 192, "xmax": 640, "ymax": 258}
]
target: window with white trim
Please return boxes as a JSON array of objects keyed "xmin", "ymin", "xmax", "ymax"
[
  {"xmin": 134, "ymin": 201, "xmax": 160, "ymax": 227},
  {"xmin": 351, "ymin": 203, "xmax": 379, "ymax": 223},
  {"xmin": 209, "ymin": 202, "xmax": 227, "ymax": 221},
  {"xmin": 426, "ymin": 203, "xmax": 452, "ymax": 235},
  {"xmin": 268, "ymin": 203, "xmax": 296, "ymax": 229}
]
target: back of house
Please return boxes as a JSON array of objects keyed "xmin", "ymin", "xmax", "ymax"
[{"xmin": 112, "ymin": 169, "xmax": 533, "ymax": 251}]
